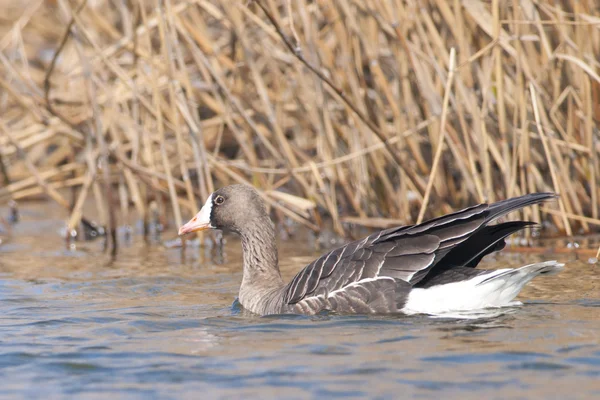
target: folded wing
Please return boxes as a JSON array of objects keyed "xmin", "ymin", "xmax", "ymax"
[{"xmin": 283, "ymin": 192, "xmax": 556, "ymax": 306}]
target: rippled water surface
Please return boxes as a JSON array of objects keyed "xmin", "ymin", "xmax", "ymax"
[{"xmin": 1, "ymin": 203, "xmax": 599, "ymax": 399}]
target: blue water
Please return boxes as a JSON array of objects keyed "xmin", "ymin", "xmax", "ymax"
[{"xmin": 1, "ymin": 205, "xmax": 599, "ymax": 399}]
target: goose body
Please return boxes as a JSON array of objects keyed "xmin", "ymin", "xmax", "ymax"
[{"xmin": 179, "ymin": 185, "xmax": 563, "ymax": 316}]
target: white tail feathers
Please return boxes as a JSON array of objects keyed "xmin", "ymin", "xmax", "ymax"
[
  {"xmin": 476, "ymin": 260, "xmax": 564, "ymax": 286},
  {"xmin": 403, "ymin": 261, "xmax": 564, "ymax": 315}
]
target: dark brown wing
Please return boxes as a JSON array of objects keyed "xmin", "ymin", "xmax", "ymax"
[
  {"xmin": 283, "ymin": 232, "xmax": 440, "ymax": 304},
  {"xmin": 283, "ymin": 192, "xmax": 557, "ymax": 305}
]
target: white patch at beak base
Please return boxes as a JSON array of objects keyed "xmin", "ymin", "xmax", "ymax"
[{"xmin": 196, "ymin": 194, "xmax": 214, "ymax": 227}]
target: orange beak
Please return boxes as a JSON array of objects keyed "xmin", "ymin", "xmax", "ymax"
[
  {"xmin": 178, "ymin": 195, "xmax": 213, "ymax": 236},
  {"xmin": 178, "ymin": 216, "xmax": 210, "ymax": 235}
]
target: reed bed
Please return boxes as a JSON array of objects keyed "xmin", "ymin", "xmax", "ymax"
[{"xmin": 0, "ymin": 0, "xmax": 599, "ymax": 248}]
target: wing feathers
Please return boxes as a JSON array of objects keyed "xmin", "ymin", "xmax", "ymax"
[
  {"xmin": 380, "ymin": 253, "xmax": 436, "ymax": 281},
  {"xmin": 284, "ymin": 192, "xmax": 557, "ymax": 306},
  {"xmin": 321, "ymin": 253, "xmax": 339, "ymax": 277},
  {"xmin": 384, "ymin": 235, "xmax": 439, "ymax": 257},
  {"xmin": 428, "ymin": 216, "xmax": 484, "ymax": 247},
  {"xmin": 441, "ymin": 221, "xmax": 535, "ymax": 269},
  {"xmin": 392, "ymin": 204, "xmax": 487, "ymax": 237}
]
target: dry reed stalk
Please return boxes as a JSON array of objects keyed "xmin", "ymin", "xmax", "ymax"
[
  {"xmin": 530, "ymin": 83, "xmax": 572, "ymax": 236},
  {"xmin": 253, "ymin": 0, "xmax": 423, "ymax": 197},
  {"xmin": 60, "ymin": 0, "xmax": 118, "ymax": 251},
  {"xmin": 416, "ymin": 47, "xmax": 457, "ymax": 223},
  {"xmin": 0, "ymin": 0, "xmax": 598, "ymax": 246},
  {"xmin": 158, "ymin": 0, "xmax": 196, "ymax": 216},
  {"xmin": 10, "ymin": 176, "xmax": 86, "ymax": 200}
]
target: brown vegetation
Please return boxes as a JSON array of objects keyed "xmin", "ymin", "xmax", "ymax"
[{"xmin": 0, "ymin": 0, "xmax": 599, "ymax": 246}]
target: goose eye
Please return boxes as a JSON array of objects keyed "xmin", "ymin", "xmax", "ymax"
[{"xmin": 214, "ymin": 195, "xmax": 225, "ymax": 205}]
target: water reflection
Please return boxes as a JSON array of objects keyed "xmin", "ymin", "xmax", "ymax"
[{"xmin": 0, "ymin": 202, "xmax": 599, "ymax": 398}]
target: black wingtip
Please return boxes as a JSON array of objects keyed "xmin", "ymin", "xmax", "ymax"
[
  {"xmin": 487, "ymin": 192, "xmax": 558, "ymax": 222},
  {"xmin": 525, "ymin": 192, "xmax": 559, "ymax": 205},
  {"xmin": 520, "ymin": 220, "xmax": 540, "ymax": 228},
  {"xmin": 539, "ymin": 191, "xmax": 559, "ymax": 199},
  {"xmin": 517, "ymin": 192, "xmax": 558, "ymax": 201}
]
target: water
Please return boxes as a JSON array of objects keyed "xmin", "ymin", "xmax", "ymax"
[{"xmin": 1, "ymin": 203, "xmax": 599, "ymax": 399}]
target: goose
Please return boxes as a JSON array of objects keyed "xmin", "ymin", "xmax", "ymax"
[{"xmin": 178, "ymin": 185, "xmax": 563, "ymax": 316}]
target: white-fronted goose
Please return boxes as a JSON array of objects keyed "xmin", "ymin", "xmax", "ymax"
[{"xmin": 178, "ymin": 185, "xmax": 563, "ymax": 316}]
